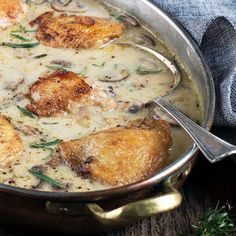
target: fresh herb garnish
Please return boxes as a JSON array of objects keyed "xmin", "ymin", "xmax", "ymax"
[
  {"xmin": 136, "ymin": 65, "xmax": 162, "ymax": 75},
  {"xmin": 17, "ymin": 105, "xmax": 35, "ymax": 118},
  {"xmin": 115, "ymin": 15, "xmax": 126, "ymax": 21},
  {"xmin": 109, "ymin": 13, "xmax": 126, "ymax": 22},
  {"xmin": 1, "ymin": 42, "xmax": 40, "ymax": 48},
  {"xmin": 42, "ymin": 148, "xmax": 54, "ymax": 160},
  {"xmin": 78, "ymin": 66, "xmax": 88, "ymax": 76},
  {"xmin": 34, "ymin": 54, "xmax": 48, "ymax": 59},
  {"xmin": 30, "ymin": 139, "xmax": 62, "ymax": 149},
  {"xmin": 92, "ymin": 62, "xmax": 106, "ymax": 68},
  {"xmin": 29, "ymin": 168, "xmax": 65, "ymax": 189},
  {"xmin": 11, "ymin": 25, "xmax": 36, "ymax": 34},
  {"xmin": 109, "ymin": 12, "xmax": 117, "ymax": 17},
  {"xmin": 46, "ymin": 65, "xmax": 69, "ymax": 71},
  {"xmin": 182, "ymin": 203, "xmax": 236, "ymax": 236},
  {"xmin": 10, "ymin": 33, "xmax": 31, "ymax": 42},
  {"xmin": 42, "ymin": 122, "xmax": 58, "ymax": 125}
]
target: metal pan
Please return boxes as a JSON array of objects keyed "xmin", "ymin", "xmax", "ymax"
[{"xmin": 0, "ymin": 0, "xmax": 215, "ymax": 234}]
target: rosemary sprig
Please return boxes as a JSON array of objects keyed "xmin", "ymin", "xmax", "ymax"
[
  {"xmin": 17, "ymin": 105, "xmax": 35, "ymax": 118},
  {"xmin": 136, "ymin": 65, "xmax": 162, "ymax": 75},
  {"xmin": 30, "ymin": 139, "xmax": 62, "ymax": 149},
  {"xmin": 29, "ymin": 168, "xmax": 65, "ymax": 189},
  {"xmin": 30, "ymin": 139, "xmax": 62, "ymax": 160},
  {"xmin": 1, "ymin": 42, "xmax": 40, "ymax": 48},
  {"xmin": 182, "ymin": 203, "xmax": 236, "ymax": 236},
  {"xmin": 10, "ymin": 33, "xmax": 31, "ymax": 42}
]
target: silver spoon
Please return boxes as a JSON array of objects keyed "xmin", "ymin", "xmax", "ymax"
[{"xmin": 117, "ymin": 42, "xmax": 236, "ymax": 163}]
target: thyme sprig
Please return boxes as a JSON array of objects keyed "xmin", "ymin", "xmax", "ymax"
[{"xmin": 182, "ymin": 203, "xmax": 236, "ymax": 236}]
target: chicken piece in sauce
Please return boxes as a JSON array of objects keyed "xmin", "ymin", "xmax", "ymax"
[
  {"xmin": 0, "ymin": 0, "xmax": 27, "ymax": 32},
  {"xmin": 27, "ymin": 71, "xmax": 117, "ymax": 117},
  {"xmin": 26, "ymin": 71, "xmax": 91, "ymax": 117},
  {"xmin": 58, "ymin": 119, "xmax": 172, "ymax": 186},
  {"xmin": 30, "ymin": 12, "xmax": 126, "ymax": 49},
  {"xmin": 0, "ymin": 116, "xmax": 23, "ymax": 167}
]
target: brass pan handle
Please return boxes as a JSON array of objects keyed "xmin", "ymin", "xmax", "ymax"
[{"xmin": 86, "ymin": 184, "xmax": 182, "ymax": 225}]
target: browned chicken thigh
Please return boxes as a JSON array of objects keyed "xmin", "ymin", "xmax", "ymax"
[
  {"xmin": 0, "ymin": 0, "xmax": 27, "ymax": 31},
  {"xmin": 0, "ymin": 116, "xmax": 23, "ymax": 168},
  {"xmin": 26, "ymin": 71, "xmax": 91, "ymax": 117},
  {"xmin": 30, "ymin": 12, "xmax": 126, "ymax": 49},
  {"xmin": 26, "ymin": 70, "xmax": 117, "ymax": 117},
  {"xmin": 59, "ymin": 119, "xmax": 172, "ymax": 186}
]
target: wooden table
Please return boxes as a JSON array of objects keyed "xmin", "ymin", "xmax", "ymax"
[{"xmin": 0, "ymin": 128, "xmax": 235, "ymax": 236}]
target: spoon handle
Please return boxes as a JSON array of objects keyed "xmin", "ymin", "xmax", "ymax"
[{"xmin": 154, "ymin": 98, "xmax": 236, "ymax": 163}]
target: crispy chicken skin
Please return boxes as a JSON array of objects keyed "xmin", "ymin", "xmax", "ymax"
[
  {"xmin": 0, "ymin": 116, "xmax": 23, "ymax": 167},
  {"xmin": 0, "ymin": 0, "xmax": 27, "ymax": 32},
  {"xmin": 30, "ymin": 12, "xmax": 126, "ymax": 49},
  {"xmin": 59, "ymin": 119, "xmax": 172, "ymax": 186},
  {"xmin": 26, "ymin": 71, "xmax": 91, "ymax": 117}
]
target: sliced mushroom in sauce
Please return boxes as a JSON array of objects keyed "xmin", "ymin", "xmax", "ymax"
[
  {"xmin": 98, "ymin": 64, "xmax": 130, "ymax": 83},
  {"xmin": 51, "ymin": 0, "xmax": 86, "ymax": 13}
]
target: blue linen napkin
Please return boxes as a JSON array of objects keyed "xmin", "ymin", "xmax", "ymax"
[{"xmin": 150, "ymin": 0, "xmax": 236, "ymax": 129}]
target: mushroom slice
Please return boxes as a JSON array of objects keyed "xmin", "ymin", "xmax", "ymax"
[
  {"xmin": 0, "ymin": 116, "xmax": 23, "ymax": 168},
  {"xmin": 58, "ymin": 119, "xmax": 172, "ymax": 186},
  {"xmin": 30, "ymin": 12, "xmax": 126, "ymax": 49},
  {"xmin": 98, "ymin": 64, "xmax": 130, "ymax": 83},
  {"xmin": 0, "ymin": 0, "xmax": 27, "ymax": 32},
  {"xmin": 34, "ymin": 0, "xmax": 48, "ymax": 5},
  {"xmin": 51, "ymin": 0, "xmax": 86, "ymax": 13}
]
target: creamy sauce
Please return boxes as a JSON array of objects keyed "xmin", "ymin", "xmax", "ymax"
[{"xmin": 0, "ymin": 0, "xmax": 202, "ymax": 192}]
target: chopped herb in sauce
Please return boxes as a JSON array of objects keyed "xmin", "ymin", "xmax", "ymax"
[
  {"xmin": 109, "ymin": 12, "xmax": 125, "ymax": 21},
  {"xmin": 29, "ymin": 168, "xmax": 65, "ymax": 189},
  {"xmin": 11, "ymin": 25, "xmax": 36, "ymax": 34},
  {"xmin": 17, "ymin": 105, "xmax": 35, "ymax": 118},
  {"xmin": 30, "ymin": 139, "xmax": 62, "ymax": 148},
  {"xmin": 34, "ymin": 54, "xmax": 48, "ymax": 59},
  {"xmin": 115, "ymin": 15, "xmax": 126, "ymax": 21},
  {"xmin": 30, "ymin": 139, "xmax": 62, "ymax": 160},
  {"xmin": 1, "ymin": 42, "xmax": 40, "ymax": 48},
  {"xmin": 92, "ymin": 62, "xmax": 106, "ymax": 68},
  {"xmin": 46, "ymin": 65, "xmax": 68, "ymax": 71},
  {"xmin": 136, "ymin": 65, "xmax": 162, "ymax": 75},
  {"xmin": 42, "ymin": 148, "xmax": 54, "ymax": 160},
  {"xmin": 78, "ymin": 66, "xmax": 88, "ymax": 76},
  {"xmin": 42, "ymin": 122, "xmax": 58, "ymax": 125},
  {"xmin": 10, "ymin": 33, "xmax": 31, "ymax": 42}
]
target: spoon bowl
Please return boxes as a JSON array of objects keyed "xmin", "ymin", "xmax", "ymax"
[
  {"xmin": 118, "ymin": 42, "xmax": 236, "ymax": 163},
  {"xmin": 117, "ymin": 42, "xmax": 181, "ymax": 96}
]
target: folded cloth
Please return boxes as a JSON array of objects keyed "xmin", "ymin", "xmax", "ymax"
[{"xmin": 150, "ymin": 0, "xmax": 236, "ymax": 128}]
